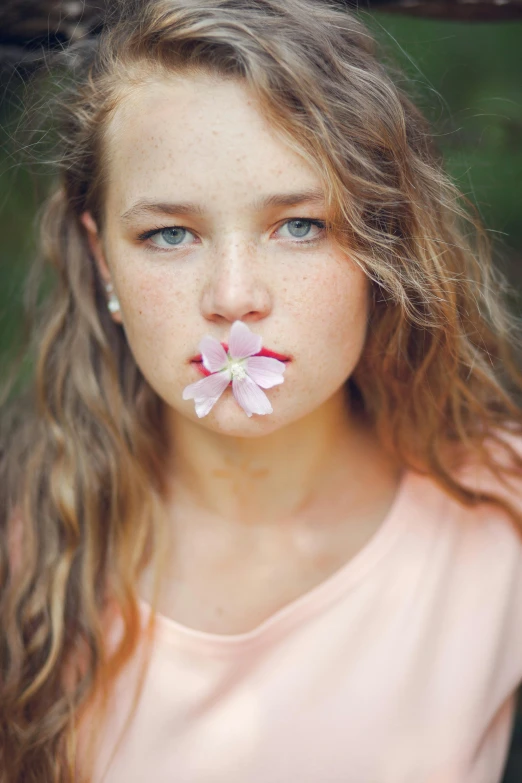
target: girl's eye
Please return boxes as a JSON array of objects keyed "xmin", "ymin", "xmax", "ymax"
[
  {"xmin": 146, "ymin": 226, "xmax": 196, "ymax": 248},
  {"xmin": 138, "ymin": 218, "xmax": 326, "ymax": 252},
  {"xmin": 276, "ymin": 218, "xmax": 325, "ymax": 242}
]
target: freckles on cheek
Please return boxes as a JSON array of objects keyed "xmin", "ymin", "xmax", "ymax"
[
  {"xmin": 120, "ymin": 279, "xmax": 192, "ymax": 358},
  {"xmin": 294, "ymin": 270, "xmax": 344, "ymax": 318},
  {"xmin": 127, "ymin": 279, "xmax": 189, "ymax": 322},
  {"xmin": 304, "ymin": 266, "xmax": 369, "ymax": 343}
]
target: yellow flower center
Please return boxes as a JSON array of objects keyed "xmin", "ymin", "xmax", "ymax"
[{"xmin": 229, "ymin": 359, "xmax": 247, "ymax": 380}]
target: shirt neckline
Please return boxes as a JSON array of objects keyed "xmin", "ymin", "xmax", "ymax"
[{"xmin": 139, "ymin": 467, "xmax": 415, "ymax": 654}]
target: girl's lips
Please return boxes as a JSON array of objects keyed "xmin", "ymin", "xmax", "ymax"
[
  {"xmin": 190, "ymin": 343, "xmax": 291, "ymax": 377},
  {"xmin": 189, "ymin": 342, "xmax": 291, "ymax": 363}
]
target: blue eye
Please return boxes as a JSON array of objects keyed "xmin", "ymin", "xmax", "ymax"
[
  {"xmin": 286, "ymin": 219, "xmax": 314, "ymax": 238},
  {"xmin": 277, "ymin": 219, "xmax": 325, "ymax": 242},
  {"xmin": 138, "ymin": 225, "xmax": 194, "ymax": 248},
  {"xmin": 149, "ymin": 227, "xmax": 194, "ymax": 247},
  {"xmin": 159, "ymin": 227, "xmax": 185, "ymax": 245}
]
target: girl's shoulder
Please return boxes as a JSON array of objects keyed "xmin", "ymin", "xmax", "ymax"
[
  {"xmin": 442, "ymin": 428, "xmax": 522, "ymax": 572},
  {"xmin": 446, "ymin": 424, "xmax": 522, "ymax": 513},
  {"xmin": 422, "ymin": 427, "xmax": 522, "ymax": 698},
  {"xmin": 415, "ymin": 427, "xmax": 522, "ymax": 599}
]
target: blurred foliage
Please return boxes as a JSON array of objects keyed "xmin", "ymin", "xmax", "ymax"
[{"xmin": 368, "ymin": 15, "xmax": 522, "ymax": 275}]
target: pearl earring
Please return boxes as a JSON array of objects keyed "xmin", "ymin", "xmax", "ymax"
[{"xmin": 105, "ymin": 282, "xmax": 121, "ymax": 314}]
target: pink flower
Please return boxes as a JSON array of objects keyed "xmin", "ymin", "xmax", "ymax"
[{"xmin": 182, "ymin": 320, "xmax": 287, "ymax": 418}]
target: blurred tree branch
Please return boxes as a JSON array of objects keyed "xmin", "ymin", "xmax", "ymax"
[
  {"xmin": 350, "ymin": 0, "xmax": 522, "ymax": 22},
  {"xmin": 0, "ymin": 0, "xmax": 520, "ymax": 74}
]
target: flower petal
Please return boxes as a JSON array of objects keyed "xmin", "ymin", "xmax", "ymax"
[
  {"xmin": 232, "ymin": 375, "xmax": 273, "ymax": 417},
  {"xmin": 245, "ymin": 356, "xmax": 286, "ymax": 388},
  {"xmin": 193, "ymin": 396, "xmax": 221, "ymax": 418},
  {"xmin": 199, "ymin": 337, "xmax": 228, "ymax": 372},
  {"xmin": 182, "ymin": 369, "xmax": 231, "ymax": 400},
  {"xmin": 228, "ymin": 320, "xmax": 262, "ymax": 360}
]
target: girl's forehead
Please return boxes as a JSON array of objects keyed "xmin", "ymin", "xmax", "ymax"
[
  {"xmin": 104, "ymin": 73, "xmax": 325, "ymax": 216},
  {"xmin": 107, "ymin": 72, "xmax": 289, "ymax": 158}
]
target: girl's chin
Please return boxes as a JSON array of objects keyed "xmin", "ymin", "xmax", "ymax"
[{"xmin": 199, "ymin": 391, "xmax": 284, "ymax": 424}]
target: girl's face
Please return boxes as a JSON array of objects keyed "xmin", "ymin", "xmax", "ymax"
[{"xmin": 83, "ymin": 72, "xmax": 370, "ymax": 435}]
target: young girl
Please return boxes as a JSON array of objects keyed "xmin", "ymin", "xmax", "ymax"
[{"xmin": 2, "ymin": 0, "xmax": 522, "ymax": 781}]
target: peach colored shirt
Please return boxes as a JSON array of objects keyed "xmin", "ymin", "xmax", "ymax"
[{"xmin": 84, "ymin": 438, "xmax": 522, "ymax": 783}]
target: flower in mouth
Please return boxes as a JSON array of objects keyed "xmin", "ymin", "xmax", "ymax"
[{"xmin": 182, "ymin": 320, "xmax": 287, "ymax": 418}]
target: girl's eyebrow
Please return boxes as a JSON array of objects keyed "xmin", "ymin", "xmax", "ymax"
[{"xmin": 120, "ymin": 188, "xmax": 326, "ymax": 224}]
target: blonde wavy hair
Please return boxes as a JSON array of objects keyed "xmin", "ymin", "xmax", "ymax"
[{"xmin": 1, "ymin": 0, "xmax": 522, "ymax": 780}]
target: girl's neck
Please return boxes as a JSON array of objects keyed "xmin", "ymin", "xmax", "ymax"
[{"xmin": 163, "ymin": 386, "xmax": 390, "ymax": 531}]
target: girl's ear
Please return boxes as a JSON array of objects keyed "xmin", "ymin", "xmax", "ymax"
[
  {"xmin": 80, "ymin": 211, "xmax": 111, "ymax": 284},
  {"xmin": 80, "ymin": 211, "xmax": 123, "ymax": 324}
]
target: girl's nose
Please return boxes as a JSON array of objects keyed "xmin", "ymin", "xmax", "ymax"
[{"xmin": 200, "ymin": 236, "xmax": 272, "ymax": 325}]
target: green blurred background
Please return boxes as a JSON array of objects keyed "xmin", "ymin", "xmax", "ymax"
[{"xmin": 1, "ymin": 10, "xmax": 521, "ymax": 780}]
